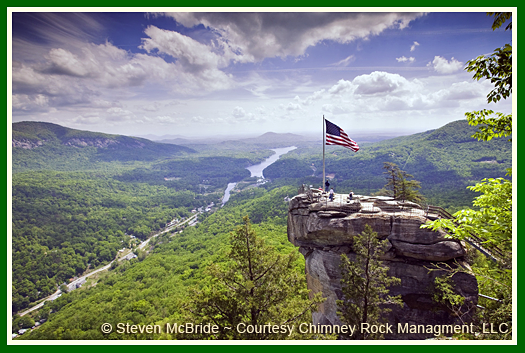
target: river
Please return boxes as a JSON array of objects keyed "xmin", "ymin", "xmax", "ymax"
[
  {"xmin": 18, "ymin": 147, "xmax": 295, "ymax": 317},
  {"xmin": 246, "ymin": 146, "xmax": 297, "ymax": 178},
  {"xmin": 221, "ymin": 146, "xmax": 297, "ymax": 206}
]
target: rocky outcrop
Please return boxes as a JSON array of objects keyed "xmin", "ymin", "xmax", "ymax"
[
  {"xmin": 12, "ymin": 137, "xmax": 147, "ymax": 149},
  {"xmin": 62, "ymin": 137, "xmax": 147, "ymax": 149},
  {"xmin": 12, "ymin": 139, "xmax": 44, "ymax": 149},
  {"xmin": 62, "ymin": 138, "xmax": 119, "ymax": 148},
  {"xmin": 288, "ymin": 191, "xmax": 478, "ymax": 340}
]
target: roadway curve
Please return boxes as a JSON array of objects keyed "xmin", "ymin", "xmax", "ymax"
[{"xmin": 17, "ymin": 213, "xmax": 199, "ymax": 317}]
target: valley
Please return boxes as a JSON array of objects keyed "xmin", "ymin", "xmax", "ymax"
[{"xmin": 10, "ymin": 120, "xmax": 512, "ymax": 340}]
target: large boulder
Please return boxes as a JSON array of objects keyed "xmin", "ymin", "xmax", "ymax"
[
  {"xmin": 288, "ymin": 192, "xmax": 478, "ymax": 340},
  {"xmin": 288, "ymin": 194, "xmax": 463, "ymax": 261}
]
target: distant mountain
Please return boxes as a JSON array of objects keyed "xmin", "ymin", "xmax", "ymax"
[
  {"xmin": 263, "ymin": 120, "xmax": 512, "ymax": 211},
  {"xmin": 239, "ymin": 132, "xmax": 310, "ymax": 145},
  {"xmin": 157, "ymin": 132, "xmax": 312, "ymax": 153},
  {"xmin": 12, "ymin": 121, "xmax": 195, "ymax": 171},
  {"xmin": 159, "ymin": 131, "xmax": 311, "ymax": 147},
  {"xmin": 138, "ymin": 133, "xmax": 187, "ymax": 141},
  {"xmin": 159, "ymin": 137, "xmax": 233, "ymax": 145}
]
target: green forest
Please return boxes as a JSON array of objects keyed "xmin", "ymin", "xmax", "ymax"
[
  {"xmin": 12, "ymin": 171, "xmax": 199, "ymax": 312},
  {"xmin": 11, "ymin": 117, "xmax": 512, "ymax": 340},
  {"xmin": 263, "ymin": 120, "xmax": 511, "ymax": 212},
  {"xmin": 10, "ymin": 11, "xmax": 513, "ymax": 342},
  {"xmin": 15, "ymin": 186, "xmax": 300, "ymax": 340}
]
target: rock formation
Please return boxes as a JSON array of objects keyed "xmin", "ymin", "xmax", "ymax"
[
  {"xmin": 288, "ymin": 189, "xmax": 478, "ymax": 339},
  {"xmin": 12, "ymin": 138, "xmax": 44, "ymax": 149}
]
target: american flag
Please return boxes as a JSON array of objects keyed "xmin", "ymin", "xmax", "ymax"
[{"xmin": 325, "ymin": 119, "xmax": 359, "ymax": 152}]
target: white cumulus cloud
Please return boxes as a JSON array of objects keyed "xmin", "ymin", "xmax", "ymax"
[
  {"xmin": 428, "ymin": 56, "xmax": 464, "ymax": 74},
  {"xmin": 353, "ymin": 71, "xmax": 410, "ymax": 95},
  {"xmin": 232, "ymin": 106, "xmax": 247, "ymax": 118},
  {"xmin": 396, "ymin": 56, "xmax": 415, "ymax": 63}
]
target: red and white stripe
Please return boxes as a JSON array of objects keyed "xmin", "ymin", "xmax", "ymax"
[{"xmin": 326, "ymin": 130, "xmax": 360, "ymax": 152}]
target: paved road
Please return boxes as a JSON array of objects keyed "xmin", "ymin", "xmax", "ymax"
[
  {"xmin": 18, "ymin": 262, "xmax": 113, "ymax": 317},
  {"xmin": 17, "ymin": 213, "xmax": 199, "ymax": 317},
  {"xmin": 138, "ymin": 213, "xmax": 199, "ymax": 249}
]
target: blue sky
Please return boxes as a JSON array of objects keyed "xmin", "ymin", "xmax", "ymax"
[{"xmin": 9, "ymin": 10, "xmax": 513, "ymax": 138}]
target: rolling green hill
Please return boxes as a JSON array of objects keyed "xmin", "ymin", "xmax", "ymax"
[
  {"xmin": 15, "ymin": 186, "xmax": 299, "ymax": 340},
  {"xmin": 12, "ymin": 121, "xmax": 195, "ymax": 171},
  {"xmin": 263, "ymin": 120, "xmax": 512, "ymax": 211},
  {"xmin": 10, "ymin": 119, "xmax": 512, "ymax": 332},
  {"xmin": 10, "ymin": 118, "xmax": 514, "ymax": 340},
  {"xmin": 10, "ymin": 122, "xmax": 279, "ymax": 314}
]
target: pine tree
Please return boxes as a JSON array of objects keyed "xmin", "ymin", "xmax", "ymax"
[
  {"xmin": 397, "ymin": 171, "xmax": 424, "ymax": 203},
  {"xmin": 182, "ymin": 216, "xmax": 324, "ymax": 340},
  {"xmin": 379, "ymin": 162, "xmax": 424, "ymax": 203},
  {"xmin": 337, "ymin": 225, "xmax": 402, "ymax": 340},
  {"xmin": 381, "ymin": 162, "xmax": 401, "ymax": 198}
]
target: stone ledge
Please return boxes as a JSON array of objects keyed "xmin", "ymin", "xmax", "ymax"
[{"xmin": 288, "ymin": 192, "xmax": 477, "ymax": 339}]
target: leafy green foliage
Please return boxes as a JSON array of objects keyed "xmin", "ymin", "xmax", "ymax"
[
  {"xmin": 464, "ymin": 12, "xmax": 512, "ymax": 148},
  {"xmin": 465, "ymin": 43, "xmax": 512, "ymax": 104},
  {"xmin": 225, "ymin": 185, "xmax": 295, "ymax": 225},
  {"xmin": 432, "ymin": 276, "xmax": 467, "ymax": 321},
  {"xmin": 181, "ymin": 216, "xmax": 323, "ymax": 340},
  {"xmin": 12, "ymin": 315, "xmax": 35, "ymax": 331},
  {"xmin": 427, "ymin": 259, "xmax": 511, "ymax": 340},
  {"xmin": 12, "ymin": 127, "xmax": 289, "ymax": 314},
  {"xmin": 12, "ymin": 171, "xmax": 197, "ymax": 312},
  {"xmin": 422, "ymin": 176, "xmax": 512, "ymax": 255},
  {"xmin": 17, "ymin": 187, "xmax": 309, "ymax": 340},
  {"xmin": 487, "ymin": 12, "xmax": 512, "ymax": 31},
  {"xmin": 473, "ymin": 264, "xmax": 512, "ymax": 340},
  {"xmin": 424, "ymin": 11, "xmax": 513, "ymax": 257},
  {"xmin": 464, "ymin": 12, "xmax": 511, "ymax": 105},
  {"xmin": 337, "ymin": 225, "xmax": 402, "ymax": 340},
  {"xmin": 423, "ymin": 12, "xmax": 513, "ymax": 341},
  {"xmin": 465, "ymin": 110, "xmax": 512, "ymax": 142}
]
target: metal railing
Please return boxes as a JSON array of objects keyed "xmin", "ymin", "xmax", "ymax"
[{"xmin": 423, "ymin": 205, "xmax": 506, "ymax": 264}]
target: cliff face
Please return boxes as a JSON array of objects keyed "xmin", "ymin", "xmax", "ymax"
[{"xmin": 288, "ymin": 190, "xmax": 478, "ymax": 339}]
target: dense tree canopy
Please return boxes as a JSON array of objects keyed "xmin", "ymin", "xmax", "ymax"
[
  {"xmin": 16, "ymin": 187, "xmax": 311, "ymax": 340},
  {"xmin": 181, "ymin": 216, "xmax": 323, "ymax": 340}
]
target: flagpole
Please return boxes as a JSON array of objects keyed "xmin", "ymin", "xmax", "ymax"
[{"xmin": 322, "ymin": 115, "xmax": 325, "ymax": 189}]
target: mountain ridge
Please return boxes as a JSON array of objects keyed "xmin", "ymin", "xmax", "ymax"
[{"xmin": 12, "ymin": 121, "xmax": 195, "ymax": 168}]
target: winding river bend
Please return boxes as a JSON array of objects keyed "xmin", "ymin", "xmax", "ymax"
[{"xmin": 221, "ymin": 146, "xmax": 297, "ymax": 206}]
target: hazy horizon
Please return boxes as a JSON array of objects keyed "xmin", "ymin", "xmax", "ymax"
[{"xmin": 12, "ymin": 118, "xmax": 422, "ymax": 143}]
